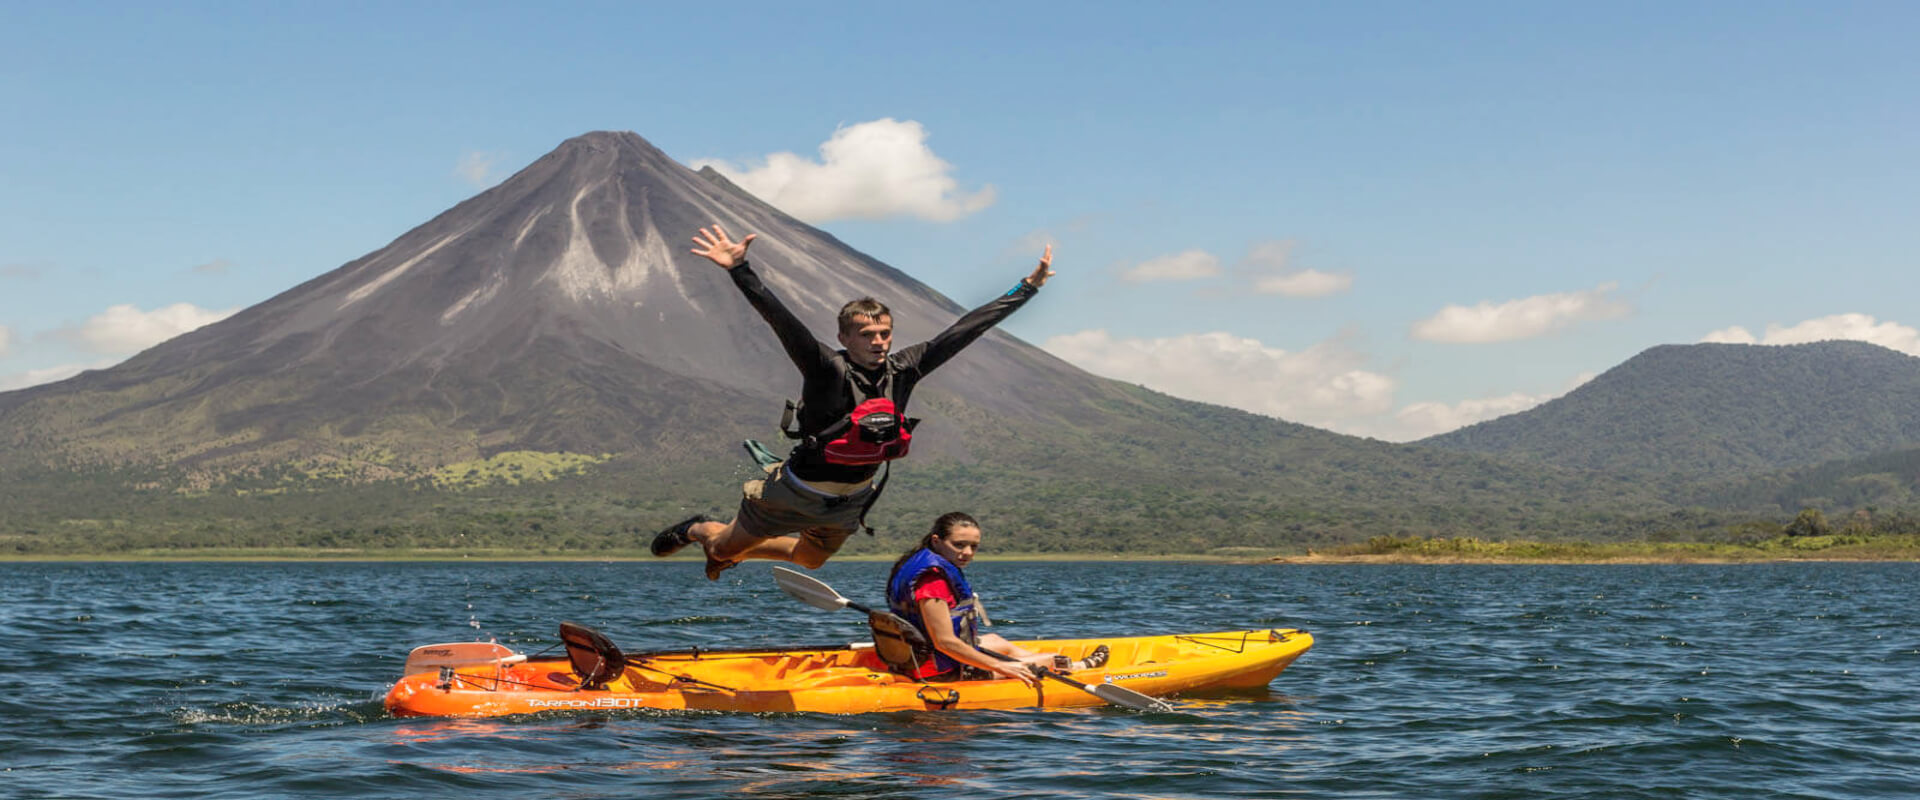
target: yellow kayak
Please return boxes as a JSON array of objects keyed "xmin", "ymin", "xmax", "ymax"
[{"xmin": 385, "ymin": 628, "xmax": 1313, "ymax": 717}]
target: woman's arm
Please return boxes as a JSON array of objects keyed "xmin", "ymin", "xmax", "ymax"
[
  {"xmin": 918, "ymin": 598, "xmax": 1037, "ymax": 686},
  {"xmin": 977, "ymin": 633, "xmax": 1068, "ymax": 671}
]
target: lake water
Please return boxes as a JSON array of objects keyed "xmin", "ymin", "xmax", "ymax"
[{"xmin": 3, "ymin": 560, "xmax": 1916, "ymax": 799}]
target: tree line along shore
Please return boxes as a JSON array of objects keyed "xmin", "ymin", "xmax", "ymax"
[{"xmin": 9, "ymin": 531, "xmax": 1920, "ymax": 564}]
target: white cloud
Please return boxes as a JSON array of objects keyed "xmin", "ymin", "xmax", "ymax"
[
  {"xmin": 1237, "ymin": 240, "xmax": 1351, "ymax": 297},
  {"xmin": 64, "ymin": 303, "xmax": 237, "ymax": 355},
  {"xmin": 1391, "ymin": 393, "xmax": 1552, "ymax": 441},
  {"xmin": 692, "ymin": 118, "xmax": 995, "ymax": 223},
  {"xmin": 1043, "ymin": 329, "xmax": 1396, "ymax": 428},
  {"xmin": 455, "ymin": 151, "xmax": 504, "ymax": 187},
  {"xmin": 0, "ymin": 324, "xmax": 11, "ymax": 357},
  {"xmin": 0, "ymin": 359, "xmax": 117, "ymax": 392},
  {"xmin": 1041, "ymin": 327, "xmax": 1610, "ymax": 441},
  {"xmin": 1352, "ymin": 372, "xmax": 1596, "ymax": 442},
  {"xmin": 1119, "ymin": 250, "xmax": 1221, "ymax": 283},
  {"xmin": 1699, "ymin": 313, "xmax": 1920, "ymax": 356},
  {"xmin": 191, "ymin": 258, "xmax": 234, "ymax": 275},
  {"xmin": 1255, "ymin": 269, "xmax": 1352, "ymax": 297},
  {"xmin": 1243, "ymin": 240, "xmax": 1295, "ymax": 270},
  {"xmin": 1700, "ymin": 325, "xmax": 1756, "ymax": 344},
  {"xmin": 1412, "ymin": 282, "xmax": 1630, "ymax": 343}
]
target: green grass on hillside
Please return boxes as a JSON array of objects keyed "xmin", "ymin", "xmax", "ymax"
[{"xmin": 429, "ymin": 451, "xmax": 612, "ymax": 489}]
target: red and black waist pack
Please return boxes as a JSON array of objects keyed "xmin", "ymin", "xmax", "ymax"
[{"xmin": 821, "ymin": 398, "xmax": 915, "ymax": 465}]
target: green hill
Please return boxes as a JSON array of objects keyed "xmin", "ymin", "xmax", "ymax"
[
  {"xmin": 1419, "ymin": 341, "xmax": 1920, "ymax": 479},
  {"xmin": 1691, "ymin": 445, "xmax": 1920, "ymax": 514}
]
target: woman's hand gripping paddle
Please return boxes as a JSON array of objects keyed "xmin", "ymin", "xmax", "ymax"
[{"xmin": 769, "ymin": 567, "xmax": 1174, "ymax": 712}]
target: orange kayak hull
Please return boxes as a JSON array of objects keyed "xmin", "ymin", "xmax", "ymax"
[{"xmin": 385, "ymin": 628, "xmax": 1312, "ymax": 717}]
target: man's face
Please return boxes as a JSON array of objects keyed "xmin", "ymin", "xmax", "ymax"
[{"xmin": 837, "ymin": 314, "xmax": 893, "ymax": 369}]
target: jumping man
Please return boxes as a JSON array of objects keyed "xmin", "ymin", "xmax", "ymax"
[{"xmin": 651, "ymin": 223, "xmax": 1056, "ymax": 579}]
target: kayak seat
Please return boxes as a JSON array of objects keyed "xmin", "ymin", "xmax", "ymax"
[
  {"xmin": 867, "ymin": 610, "xmax": 931, "ymax": 677},
  {"xmin": 559, "ymin": 621, "xmax": 627, "ymax": 690}
]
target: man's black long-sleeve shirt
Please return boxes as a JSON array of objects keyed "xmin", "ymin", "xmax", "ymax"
[{"xmin": 728, "ymin": 261, "xmax": 1039, "ymax": 484}]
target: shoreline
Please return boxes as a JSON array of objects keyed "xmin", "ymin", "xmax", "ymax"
[
  {"xmin": 4, "ymin": 550, "xmax": 1918, "ymax": 564},
  {"xmin": 1262, "ymin": 553, "xmax": 1920, "ymax": 565},
  {"xmin": 0, "ymin": 549, "xmax": 1249, "ymax": 564}
]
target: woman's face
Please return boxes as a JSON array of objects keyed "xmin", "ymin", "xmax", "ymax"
[{"xmin": 931, "ymin": 523, "xmax": 982, "ymax": 568}]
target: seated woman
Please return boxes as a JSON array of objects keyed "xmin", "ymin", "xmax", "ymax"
[{"xmin": 883, "ymin": 511, "xmax": 1107, "ymax": 685}]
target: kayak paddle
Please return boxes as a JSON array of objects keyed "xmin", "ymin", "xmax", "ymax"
[
  {"xmin": 404, "ymin": 641, "xmax": 527, "ymax": 675},
  {"xmin": 770, "ymin": 567, "xmax": 1174, "ymax": 712}
]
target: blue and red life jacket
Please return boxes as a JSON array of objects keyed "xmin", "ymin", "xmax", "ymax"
[{"xmin": 886, "ymin": 547, "xmax": 980, "ymax": 676}]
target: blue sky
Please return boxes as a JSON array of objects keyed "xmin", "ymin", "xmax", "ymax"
[{"xmin": 4, "ymin": 1, "xmax": 1916, "ymax": 439}]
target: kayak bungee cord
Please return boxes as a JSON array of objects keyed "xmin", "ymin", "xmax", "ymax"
[{"xmin": 1175, "ymin": 632, "xmax": 1256, "ymax": 654}]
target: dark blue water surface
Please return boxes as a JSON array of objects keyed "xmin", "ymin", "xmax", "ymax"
[{"xmin": 3, "ymin": 560, "xmax": 1917, "ymax": 799}]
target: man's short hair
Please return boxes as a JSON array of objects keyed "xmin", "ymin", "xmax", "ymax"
[{"xmin": 838, "ymin": 298, "xmax": 892, "ymax": 335}]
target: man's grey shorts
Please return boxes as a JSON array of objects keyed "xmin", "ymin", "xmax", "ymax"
[{"xmin": 734, "ymin": 463, "xmax": 875, "ymax": 555}]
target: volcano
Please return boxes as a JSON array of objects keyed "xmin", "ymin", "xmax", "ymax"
[{"xmin": 0, "ymin": 132, "xmax": 1121, "ymax": 474}]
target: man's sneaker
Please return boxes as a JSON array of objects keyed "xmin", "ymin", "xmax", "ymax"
[{"xmin": 650, "ymin": 514, "xmax": 712, "ymax": 558}]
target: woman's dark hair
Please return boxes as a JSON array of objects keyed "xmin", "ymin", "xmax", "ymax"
[{"xmin": 888, "ymin": 511, "xmax": 979, "ymax": 585}]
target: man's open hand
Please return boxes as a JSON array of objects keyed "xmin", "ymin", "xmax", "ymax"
[
  {"xmin": 1024, "ymin": 244, "xmax": 1056, "ymax": 288},
  {"xmin": 690, "ymin": 224, "xmax": 756, "ymax": 269}
]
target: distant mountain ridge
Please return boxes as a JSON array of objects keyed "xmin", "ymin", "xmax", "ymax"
[{"xmin": 1420, "ymin": 341, "xmax": 1920, "ymax": 478}]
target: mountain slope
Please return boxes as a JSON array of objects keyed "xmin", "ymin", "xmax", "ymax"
[
  {"xmin": 1692, "ymin": 445, "xmax": 1920, "ymax": 513},
  {"xmin": 1419, "ymin": 341, "xmax": 1920, "ymax": 478}
]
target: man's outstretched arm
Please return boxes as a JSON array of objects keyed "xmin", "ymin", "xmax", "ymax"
[
  {"xmin": 691, "ymin": 224, "xmax": 833, "ymax": 373},
  {"xmin": 902, "ymin": 245, "xmax": 1055, "ymax": 376}
]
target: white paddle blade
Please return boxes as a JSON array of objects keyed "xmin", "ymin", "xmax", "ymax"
[
  {"xmin": 1034, "ymin": 666, "xmax": 1177, "ymax": 712},
  {"xmin": 772, "ymin": 567, "xmax": 851, "ymax": 612},
  {"xmin": 403, "ymin": 642, "xmax": 520, "ymax": 675},
  {"xmin": 1089, "ymin": 682, "xmax": 1176, "ymax": 713}
]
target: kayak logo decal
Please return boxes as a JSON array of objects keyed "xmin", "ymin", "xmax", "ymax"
[
  {"xmin": 1105, "ymin": 670, "xmax": 1166, "ymax": 683},
  {"xmin": 526, "ymin": 697, "xmax": 653, "ymax": 710}
]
